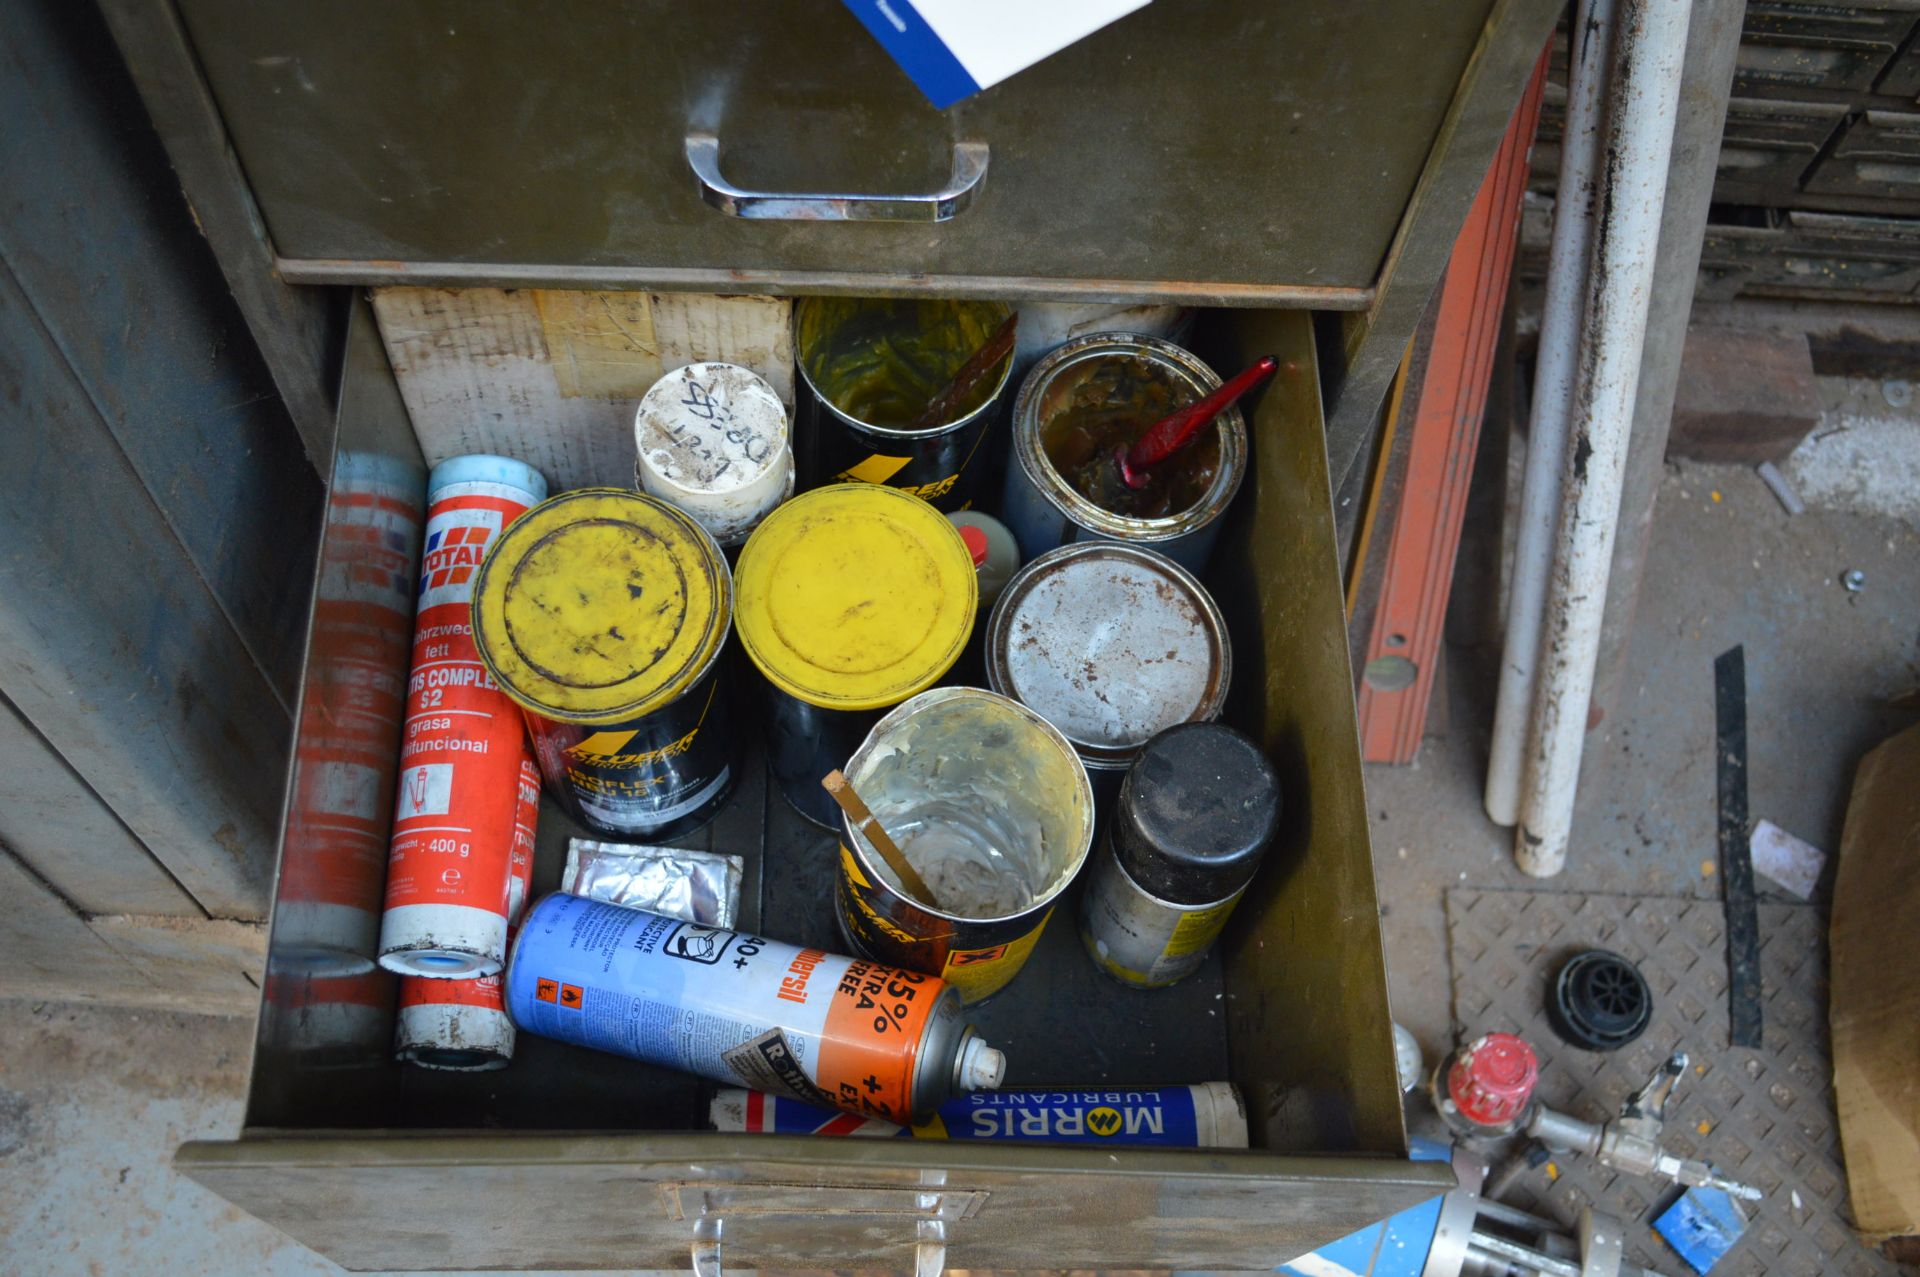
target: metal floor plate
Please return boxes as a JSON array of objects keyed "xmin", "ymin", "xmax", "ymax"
[{"xmin": 1444, "ymin": 888, "xmax": 1900, "ymax": 1277}]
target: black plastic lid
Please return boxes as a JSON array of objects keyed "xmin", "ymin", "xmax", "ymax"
[
  {"xmin": 1113, "ymin": 722, "xmax": 1282, "ymax": 905},
  {"xmin": 1547, "ymin": 949, "xmax": 1652, "ymax": 1051}
]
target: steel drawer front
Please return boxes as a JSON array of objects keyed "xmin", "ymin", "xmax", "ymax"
[
  {"xmin": 164, "ymin": 0, "xmax": 1501, "ymax": 303},
  {"xmin": 184, "ymin": 304, "xmax": 1440, "ymax": 1271}
]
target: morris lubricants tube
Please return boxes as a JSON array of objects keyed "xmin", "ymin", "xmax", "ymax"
[
  {"xmin": 506, "ymin": 894, "xmax": 1006, "ymax": 1121},
  {"xmin": 709, "ymin": 1083, "xmax": 1248, "ymax": 1147},
  {"xmin": 378, "ymin": 456, "xmax": 547, "ymax": 978}
]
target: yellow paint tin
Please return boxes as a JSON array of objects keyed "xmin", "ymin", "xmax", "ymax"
[
  {"xmin": 733, "ymin": 483, "xmax": 977, "ymax": 825},
  {"xmin": 472, "ymin": 488, "xmax": 737, "ymax": 838}
]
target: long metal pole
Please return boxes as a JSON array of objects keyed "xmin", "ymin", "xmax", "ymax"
[
  {"xmin": 1587, "ymin": 0, "xmax": 1749, "ymax": 729},
  {"xmin": 1516, "ymin": 0, "xmax": 1693, "ymax": 877},
  {"xmin": 1484, "ymin": 0, "xmax": 1616, "ymax": 827}
]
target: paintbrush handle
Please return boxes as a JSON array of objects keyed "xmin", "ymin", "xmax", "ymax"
[
  {"xmin": 822, "ymin": 770, "xmax": 941, "ymax": 908},
  {"xmin": 1125, "ymin": 355, "xmax": 1278, "ymax": 472},
  {"xmin": 909, "ymin": 314, "xmax": 1018, "ymax": 431}
]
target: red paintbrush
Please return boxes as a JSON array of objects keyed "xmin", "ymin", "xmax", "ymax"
[{"xmin": 1109, "ymin": 355, "xmax": 1278, "ymax": 490}]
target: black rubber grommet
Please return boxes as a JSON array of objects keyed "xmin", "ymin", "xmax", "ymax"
[{"xmin": 1548, "ymin": 949, "xmax": 1652, "ymax": 1051}]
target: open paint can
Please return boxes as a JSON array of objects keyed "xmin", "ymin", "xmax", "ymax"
[
  {"xmin": 794, "ymin": 297, "xmax": 1014, "ymax": 510},
  {"xmin": 836, "ymin": 687, "xmax": 1094, "ymax": 1004},
  {"xmin": 999, "ymin": 332, "xmax": 1247, "ymax": 573}
]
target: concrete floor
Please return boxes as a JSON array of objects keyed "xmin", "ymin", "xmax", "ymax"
[
  {"xmin": 2, "ymin": 382, "xmax": 1915, "ymax": 1276},
  {"xmin": 1375, "ymin": 398, "xmax": 1920, "ymax": 1064}
]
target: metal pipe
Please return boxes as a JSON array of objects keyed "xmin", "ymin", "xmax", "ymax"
[
  {"xmin": 1468, "ymin": 1232, "xmax": 1584, "ymax": 1277},
  {"xmin": 1588, "ymin": 0, "xmax": 1751, "ymax": 726},
  {"xmin": 1484, "ymin": 0, "xmax": 1616, "ymax": 826},
  {"xmin": 1516, "ymin": 0, "xmax": 1694, "ymax": 876}
]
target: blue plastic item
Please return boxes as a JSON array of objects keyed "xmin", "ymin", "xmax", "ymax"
[
  {"xmin": 1655, "ymin": 1185, "xmax": 1750, "ymax": 1275},
  {"xmin": 1276, "ymin": 1138, "xmax": 1451, "ymax": 1277}
]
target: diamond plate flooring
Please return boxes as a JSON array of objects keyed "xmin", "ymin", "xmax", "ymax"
[{"xmin": 1444, "ymin": 887, "xmax": 1902, "ymax": 1277}]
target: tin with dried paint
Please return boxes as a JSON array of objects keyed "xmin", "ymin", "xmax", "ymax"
[
  {"xmin": 471, "ymin": 489, "xmax": 738, "ymax": 841},
  {"xmin": 733, "ymin": 484, "xmax": 977, "ymax": 828},
  {"xmin": 1080, "ymin": 723, "xmax": 1281, "ymax": 989},
  {"xmin": 985, "ymin": 542, "xmax": 1230, "ymax": 804},
  {"xmin": 1000, "ymin": 332, "xmax": 1248, "ymax": 572},
  {"xmin": 794, "ymin": 297, "xmax": 1014, "ymax": 510},
  {"xmin": 836, "ymin": 687, "xmax": 1094, "ymax": 1004},
  {"xmin": 634, "ymin": 362, "xmax": 793, "ymax": 548}
]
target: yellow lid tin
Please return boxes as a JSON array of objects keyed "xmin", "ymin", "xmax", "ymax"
[
  {"xmin": 734, "ymin": 484, "xmax": 977, "ymax": 711},
  {"xmin": 471, "ymin": 488, "xmax": 730, "ymax": 726}
]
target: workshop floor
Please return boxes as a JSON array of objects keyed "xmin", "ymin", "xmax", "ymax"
[{"xmin": 2, "ymin": 382, "xmax": 1915, "ymax": 1277}]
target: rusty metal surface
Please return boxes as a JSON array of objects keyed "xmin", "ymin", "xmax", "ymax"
[{"xmin": 1445, "ymin": 887, "xmax": 1904, "ymax": 1277}]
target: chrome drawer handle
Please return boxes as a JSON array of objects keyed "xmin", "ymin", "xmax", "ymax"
[
  {"xmin": 688, "ymin": 1215, "xmax": 948, "ymax": 1277},
  {"xmin": 668, "ymin": 1182, "xmax": 984, "ymax": 1277},
  {"xmin": 685, "ymin": 133, "xmax": 988, "ymax": 222}
]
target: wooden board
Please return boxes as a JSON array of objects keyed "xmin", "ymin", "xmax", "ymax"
[
  {"xmin": 0, "ymin": 263, "xmax": 290, "ymax": 920},
  {"xmin": 87, "ymin": 914, "xmax": 264, "ymax": 1015},
  {"xmin": 0, "ymin": 0, "xmax": 323, "ymax": 705},
  {"xmin": 0, "ymin": 849, "xmax": 146, "ymax": 1002},
  {"xmin": 371, "ymin": 288, "xmax": 793, "ymax": 492},
  {"xmin": 0, "ymin": 692, "xmax": 197, "ymax": 918},
  {"xmin": 0, "ymin": 850, "xmax": 260, "ymax": 1013},
  {"xmin": 95, "ymin": 0, "xmax": 344, "ymax": 471},
  {"xmin": 1831, "ymin": 722, "xmax": 1920, "ymax": 1245}
]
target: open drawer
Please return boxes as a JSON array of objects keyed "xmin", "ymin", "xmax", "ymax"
[{"xmin": 179, "ymin": 298, "xmax": 1448, "ymax": 1272}]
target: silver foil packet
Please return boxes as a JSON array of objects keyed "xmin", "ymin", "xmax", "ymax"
[{"xmin": 562, "ymin": 839, "xmax": 745, "ymax": 928}]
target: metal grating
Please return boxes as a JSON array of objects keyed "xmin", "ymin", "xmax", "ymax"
[{"xmin": 1444, "ymin": 888, "xmax": 1901, "ymax": 1277}]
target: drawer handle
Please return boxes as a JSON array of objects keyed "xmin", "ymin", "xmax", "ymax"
[
  {"xmin": 670, "ymin": 1184, "xmax": 981, "ymax": 1277},
  {"xmin": 685, "ymin": 133, "xmax": 988, "ymax": 222},
  {"xmin": 690, "ymin": 1214, "xmax": 947, "ymax": 1277}
]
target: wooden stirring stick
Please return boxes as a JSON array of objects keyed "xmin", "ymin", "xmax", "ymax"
[
  {"xmin": 907, "ymin": 313, "xmax": 1018, "ymax": 431},
  {"xmin": 822, "ymin": 770, "xmax": 941, "ymax": 908}
]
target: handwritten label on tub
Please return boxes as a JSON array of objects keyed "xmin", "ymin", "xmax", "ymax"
[{"xmin": 842, "ymin": 0, "xmax": 1153, "ymax": 109}]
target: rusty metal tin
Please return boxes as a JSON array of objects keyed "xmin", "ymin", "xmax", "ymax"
[
  {"xmin": 836, "ymin": 688, "xmax": 1094, "ymax": 1005},
  {"xmin": 471, "ymin": 489, "xmax": 739, "ymax": 840},
  {"xmin": 793, "ymin": 297, "xmax": 1014, "ymax": 511},
  {"xmin": 1000, "ymin": 332, "xmax": 1248, "ymax": 573},
  {"xmin": 984, "ymin": 543, "xmax": 1231, "ymax": 794}
]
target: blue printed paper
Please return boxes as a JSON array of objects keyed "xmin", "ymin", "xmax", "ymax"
[{"xmin": 842, "ymin": 0, "xmax": 1153, "ymax": 108}]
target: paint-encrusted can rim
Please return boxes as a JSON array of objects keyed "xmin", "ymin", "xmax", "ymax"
[
  {"xmin": 793, "ymin": 297, "xmax": 1015, "ymax": 441},
  {"xmin": 1010, "ymin": 331, "xmax": 1247, "ymax": 542},
  {"xmin": 841, "ymin": 686, "xmax": 1094, "ymax": 925},
  {"xmin": 470, "ymin": 487, "xmax": 733, "ymax": 727}
]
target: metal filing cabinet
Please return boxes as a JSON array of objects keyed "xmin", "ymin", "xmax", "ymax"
[
  {"xmin": 150, "ymin": 0, "xmax": 1521, "ymax": 304},
  {"xmin": 101, "ymin": 1, "xmax": 1570, "ymax": 1269}
]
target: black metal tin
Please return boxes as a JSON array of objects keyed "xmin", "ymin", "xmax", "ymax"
[
  {"xmin": 794, "ymin": 297, "xmax": 1014, "ymax": 511},
  {"xmin": 763, "ymin": 686, "xmax": 880, "ymax": 829},
  {"xmin": 521, "ymin": 648, "xmax": 739, "ymax": 841}
]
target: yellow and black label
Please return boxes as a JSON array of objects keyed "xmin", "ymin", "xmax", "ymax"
[
  {"xmin": 834, "ymin": 454, "xmax": 962, "ymax": 503},
  {"xmin": 938, "ymin": 911, "xmax": 1051, "ymax": 1002}
]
